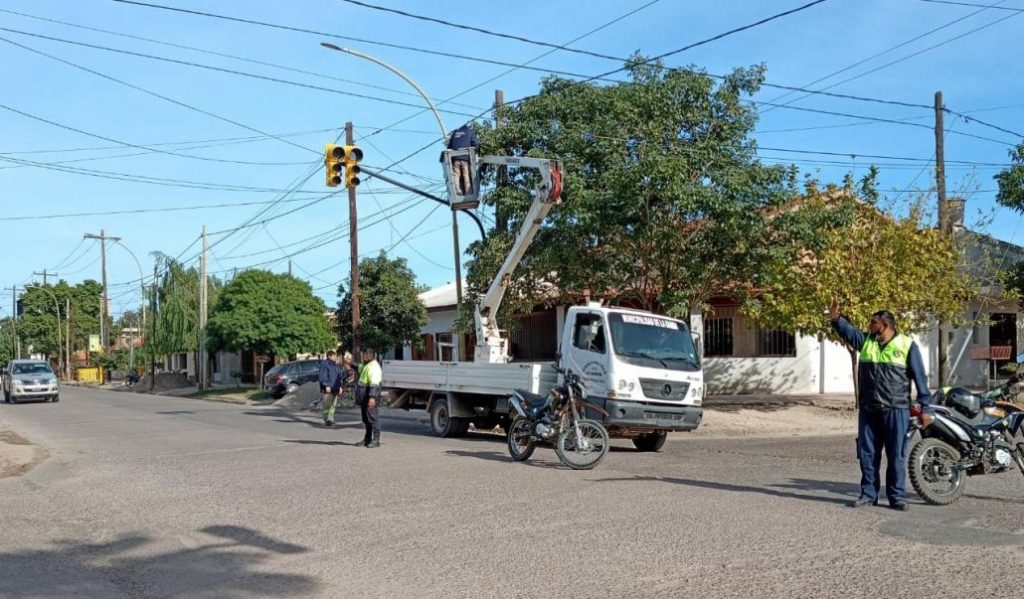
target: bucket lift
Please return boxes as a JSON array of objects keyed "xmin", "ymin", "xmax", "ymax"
[{"xmin": 441, "ymin": 148, "xmax": 564, "ymax": 363}]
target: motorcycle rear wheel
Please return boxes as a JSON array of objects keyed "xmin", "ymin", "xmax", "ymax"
[
  {"xmin": 909, "ymin": 437, "xmax": 966, "ymax": 505},
  {"xmin": 555, "ymin": 419, "xmax": 609, "ymax": 470},
  {"xmin": 507, "ymin": 417, "xmax": 536, "ymax": 461}
]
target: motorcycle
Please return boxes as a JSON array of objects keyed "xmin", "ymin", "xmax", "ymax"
[
  {"xmin": 908, "ymin": 366, "xmax": 1024, "ymax": 505},
  {"xmin": 506, "ymin": 368, "xmax": 610, "ymax": 470}
]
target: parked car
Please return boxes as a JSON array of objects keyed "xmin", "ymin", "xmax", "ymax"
[
  {"xmin": 3, "ymin": 359, "xmax": 60, "ymax": 404},
  {"xmin": 263, "ymin": 359, "xmax": 320, "ymax": 399}
]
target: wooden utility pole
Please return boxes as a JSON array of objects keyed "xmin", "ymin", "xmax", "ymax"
[
  {"xmin": 33, "ymin": 270, "xmax": 57, "ymax": 286},
  {"xmin": 10, "ymin": 286, "xmax": 18, "ymax": 359},
  {"xmin": 65, "ymin": 298, "xmax": 71, "ymax": 381},
  {"xmin": 347, "ymin": 122, "xmax": 361, "ymax": 355},
  {"xmin": 494, "ymin": 89, "xmax": 508, "ymax": 233},
  {"xmin": 149, "ymin": 262, "xmax": 158, "ymax": 391},
  {"xmin": 935, "ymin": 90, "xmax": 949, "ymax": 385},
  {"xmin": 199, "ymin": 226, "xmax": 208, "ymax": 392},
  {"xmin": 84, "ymin": 230, "xmax": 120, "ymax": 352}
]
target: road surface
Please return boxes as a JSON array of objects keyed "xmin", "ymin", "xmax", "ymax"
[{"xmin": 1, "ymin": 387, "xmax": 1022, "ymax": 598}]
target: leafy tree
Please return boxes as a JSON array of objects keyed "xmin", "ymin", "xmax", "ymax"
[
  {"xmin": 17, "ymin": 281, "xmax": 102, "ymax": 362},
  {"xmin": 995, "ymin": 143, "xmax": 1024, "ymax": 213},
  {"xmin": 742, "ymin": 192, "xmax": 975, "ymax": 388},
  {"xmin": 467, "ymin": 57, "xmax": 807, "ymax": 325},
  {"xmin": 148, "ymin": 256, "xmax": 201, "ymax": 356},
  {"xmin": 336, "ymin": 252, "xmax": 427, "ymax": 354},
  {"xmin": 0, "ymin": 317, "xmax": 15, "ymax": 365},
  {"xmin": 208, "ymin": 269, "xmax": 334, "ymax": 360}
]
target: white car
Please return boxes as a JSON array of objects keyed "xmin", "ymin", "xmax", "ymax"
[{"xmin": 3, "ymin": 360, "xmax": 60, "ymax": 404}]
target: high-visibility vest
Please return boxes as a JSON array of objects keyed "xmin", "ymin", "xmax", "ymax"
[{"xmin": 858, "ymin": 334, "xmax": 914, "ymax": 409}]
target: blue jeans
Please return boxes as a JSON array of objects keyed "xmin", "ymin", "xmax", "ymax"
[{"xmin": 857, "ymin": 407, "xmax": 910, "ymax": 504}]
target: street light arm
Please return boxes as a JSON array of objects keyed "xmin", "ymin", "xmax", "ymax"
[{"xmin": 321, "ymin": 43, "xmax": 448, "ymax": 141}]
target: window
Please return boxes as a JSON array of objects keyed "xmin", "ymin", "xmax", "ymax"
[
  {"xmin": 177, "ymin": 353, "xmax": 188, "ymax": 370},
  {"xmin": 572, "ymin": 313, "xmax": 606, "ymax": 354},
  {"xmin": 705, "ymin": 317, "xmax": 734, "ymax": 357},
  {"xmin": 756, "ymin": 327, "xmax": 796, "ymax": 357},
  {"xmin": 435, "ymin": 332, "xmax": 455, "ymax": 361}
]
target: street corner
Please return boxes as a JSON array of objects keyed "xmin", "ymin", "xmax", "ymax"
[{"xmin": 0, "ymin": 427, "xmax": 47, "ymax": 480}]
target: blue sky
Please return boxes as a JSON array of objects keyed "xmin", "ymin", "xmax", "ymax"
[{"xmin": 1, "ymin": 0, "xmax": 1022, "ymax": 319}]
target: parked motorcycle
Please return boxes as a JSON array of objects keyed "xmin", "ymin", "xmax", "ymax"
[
  {"xmin": 507, "ymin": 368, "xmax": 609, "ymax": 470},
  {"xmin": 908, "ymin": 366, "xmax": 1024, "ymax": 505}
]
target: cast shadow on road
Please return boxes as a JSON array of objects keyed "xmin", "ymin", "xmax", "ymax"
[
  {"xmin": 445, "ymin": 449, "xmax": 569, "ymax": 470},
  {"xmin": 155, "ymin": 410, "xmax": 197, "ymax": 415},
  {"xmin": 242, "ymin": 409, "xmax": 361, "ymax": 430},
  {"xmin": 0, "ymin": 524, "xmax": 318, "ymax": 598},
  {"xmin": 596, "ymin": 475, "xmax": 859, "ymax": 506},
  {"xmin": 283, "ymin": 439, "xmax": 363, "ymax": 447}
]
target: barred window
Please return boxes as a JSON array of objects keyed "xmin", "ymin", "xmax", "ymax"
[
  {"xmin": 705, "ymin": 317, "xmax": 734, "ymax": 357},
  {"xmin": 756, "ymin": 328, "xmax": 796, "ymax": 357}
]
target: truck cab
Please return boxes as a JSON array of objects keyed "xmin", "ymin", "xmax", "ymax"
[{"xmin": 560, "ymin": 305, "xmax": 704, "ymax": 438}]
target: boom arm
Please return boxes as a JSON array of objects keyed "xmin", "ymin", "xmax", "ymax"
[{"xmin": 468, "ymin": 154, "xmax": 563, "ymax": 363}]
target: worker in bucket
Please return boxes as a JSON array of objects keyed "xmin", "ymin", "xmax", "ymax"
[{"xmin": 446, "ymin": 123, "xmax": 480, "ymax": 196}]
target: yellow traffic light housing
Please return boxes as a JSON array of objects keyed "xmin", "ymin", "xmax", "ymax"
[
  {"xmin": 325, "ymin": 144, "xmax": 343, "ymax": 187},
  {"xmin": 344, "ymin": 145, "xmax": 363, "ymax": 189}
]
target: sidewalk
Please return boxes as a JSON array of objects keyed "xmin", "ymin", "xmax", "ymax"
[{"xmin": 705, "ymin": 393, "xmax": 854, "ymax": 411}]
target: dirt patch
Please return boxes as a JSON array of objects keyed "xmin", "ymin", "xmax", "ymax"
[
  {"xmin": 692, "ymin": 405, "xmax": 856, "ymax": 438},
  {"xmin": 0, "ymin": 429, "xmax": 47, "ymax": 479}
]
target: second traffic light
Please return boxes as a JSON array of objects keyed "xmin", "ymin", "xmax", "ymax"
[
  {"xmin": 343, "ymin": 145, "xmax": 363, "ymax": 189},
  {"xmin": 325, "ymin": 144, "xmax": 344, "ymax": 187}
]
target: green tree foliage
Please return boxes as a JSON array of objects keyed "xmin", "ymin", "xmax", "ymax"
[
  {"xmin": 336, "ymin": 253, "xmax": 427, "ymax": 354},
  {"xmin": 743, "ymin": 192, "xmax": 975, "ymax": 381},
  {"xmin": 149, "ymin": 256, "xmax": 200, "ymax": 356},
  {"xmin": 995, "ymin": 143, "xmax": 1024, "ymax": 213},
  {"xmin": 17, "ymin": 281, "xmax": 102, "ymax": 359},
  {"xmin": 467, "ymin": 58, "xmax": 807, "ymax": 323},
  {"xmin": 207, "ymin": 270, "xmax": 334, "ymax": 358}
]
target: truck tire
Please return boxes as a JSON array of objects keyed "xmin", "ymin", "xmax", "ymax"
[
  {"xmin": 632, "ymin": 431, "xmax": 668, "ymax": 452},
  {"xmin": 430, "ymin": 398, "xmax": 469, "ymax": 438}
]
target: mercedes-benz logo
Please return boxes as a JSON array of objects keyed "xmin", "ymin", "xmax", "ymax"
[{"xmin": 662, "ymin": 384, "xmax": 672, "ymax": 397}]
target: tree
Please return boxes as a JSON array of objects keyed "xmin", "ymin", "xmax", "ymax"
[
  {"xmin": 17, "ymin": 281, "xmax": 103, "ymax": 362},
  {"xmin": 336, "ymin": 253, "xmax": 427, "ymax": 354},
  {"xmin": 467, "ymin": 57, "xmax": 805, "ymax": 324},
  {"xmin": 742, "ymin": 191, "xmax": 975, "ymax": 389},
  {"xmin": 207, "ymin": 270, "xmax": 334, "ymax": 360},
  {"xmin": 995, "ymin": 142, "xmax": 1024, "ymax": 213},
  {"xmin": 148, "ymin": 256, "xmax": 201, "ymax": 357}
]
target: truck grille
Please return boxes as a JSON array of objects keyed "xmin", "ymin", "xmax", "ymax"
[{"xmin": 639, "ymin": 378, "xmax": 689, "ymax": 401}]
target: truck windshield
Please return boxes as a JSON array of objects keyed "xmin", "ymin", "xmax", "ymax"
[{"xmin": 608, "ymin": 313, "xmax": 700, "ymax": 372}]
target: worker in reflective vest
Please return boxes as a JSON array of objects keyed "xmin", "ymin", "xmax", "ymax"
[
  {"xmin": 830, "ymin": 304, "xmax": 932, "ymax": 511},
  {"xmin": 357, "ymin": 348, "xmax": 383, "ymax": 448}
]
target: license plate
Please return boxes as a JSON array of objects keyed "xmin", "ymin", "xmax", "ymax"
[{"xmin": 643, "ymin": 411, "xmax": 683, "ymax": 421}]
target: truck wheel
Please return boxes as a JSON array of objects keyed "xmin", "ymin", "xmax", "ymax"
[
  {"xmin": 430, "ymin": 398, "xmax": 468, "ymax": 437},
  {"xmin": 3, "ymin": 390, "xmax": 8, "ymax": 403},
  {"xmin": 632, "ymin": 431, "xmax": 668, "ymax": 452}
]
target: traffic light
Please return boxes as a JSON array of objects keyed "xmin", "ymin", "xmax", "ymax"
[
  {"xmin": 343, "ymin": 145, "xmax": 363, "ymax": 189},
  {"xmin": 325, "ymin": 144, "xmax": 343, "ymax": 187}
]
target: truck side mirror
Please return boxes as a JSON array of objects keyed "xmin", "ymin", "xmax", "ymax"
[{"xmin": 691, "ymin": 332, "xmax": 703, "ymax": 357}]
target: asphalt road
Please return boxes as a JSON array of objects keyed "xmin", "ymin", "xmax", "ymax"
[{"xmin": 1, "ymin": 387, "xmax": 1023, "ymax": 598}]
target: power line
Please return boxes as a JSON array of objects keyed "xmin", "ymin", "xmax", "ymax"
[
  {"xmin": 919, "ymin": 0, "xmax": 1024, "ymax": 10},
  {"xmin": 0, "ymin": 27, "xmax": 482, "ymax": 119},
  {"xmin": 0, "ymin": 33, "xmax": 319, "ymax": 157},
  {"xmin": 760, "ymin": 0, "xmax": 1011, "ymax": 112},
  {"xmin": 0, "ymin": 7, "xmax": 487, "ymax": 113}
]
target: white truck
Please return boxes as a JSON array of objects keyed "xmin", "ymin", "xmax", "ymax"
[{"xmin": 382, "ymin": 149, "xmax": 704, "ymax": 451}]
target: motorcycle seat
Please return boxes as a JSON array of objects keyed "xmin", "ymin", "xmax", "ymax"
[{"xmin": 515, "ymin": 389, "xmax": 549, "ymax": 411}]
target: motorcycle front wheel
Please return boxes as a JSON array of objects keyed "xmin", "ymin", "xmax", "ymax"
[
  {"xmin": 507, "ymin": 417, "xmax": 536, "ymax": 461},
  {"xmin": 909, "ymin": 437, "xmax": 966, "ymax": 505},
  {"xmin": 555, "ymin": 419, "xmax": 609, "ymax": 470}
]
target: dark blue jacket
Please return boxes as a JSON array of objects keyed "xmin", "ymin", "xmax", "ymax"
[
  {"xmin": 318, "ymin": 358, "xmax": 342, "ymax": 390},
  {"xmin": 447, "ymin": 125, "xmax": 479, "ymax": 161},
  {"xmin": 833, "ymin": 316, "xmax": 932, "ymax": 408}
]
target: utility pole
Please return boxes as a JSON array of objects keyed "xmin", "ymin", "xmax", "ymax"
[
  {"xmin": 935, "ymin": 90, "xmax": 949, "ymax": 386},
  {"xmin": 84, "ymin": 230, "xmax": 121, "ymax": 352},
  {"xmin": 494, "ymin": 89, "xmax": 508, "ymax": 233},
  {"xmin": 33, "ymin": 270, "xmax": 57, "ymax": 286},
  {"xmin": 9, "ymin": 286, "xmax": 18, "ymax": 359},
  {"xmin": 346, "ymin": 121, "xmax": 361, "ymax": 355},
  {"xmin": 66, "ymin": 298, "xmax": 71, "ymax": 381},
  {"xmin": 199, "ymin": 226, "xmax": 209, "ymax": 392},
  {"xmin": 288, "ymin": 259, "xmax": 292, "ymax": 277},
  {"xmin": 149, "ymin": 262, "xmax": 158, "ymax": 391}
]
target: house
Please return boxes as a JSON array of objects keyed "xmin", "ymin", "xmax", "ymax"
[{"xmin": 411, "ymin": 201, "xmax": 1024, "ymax": 394}]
